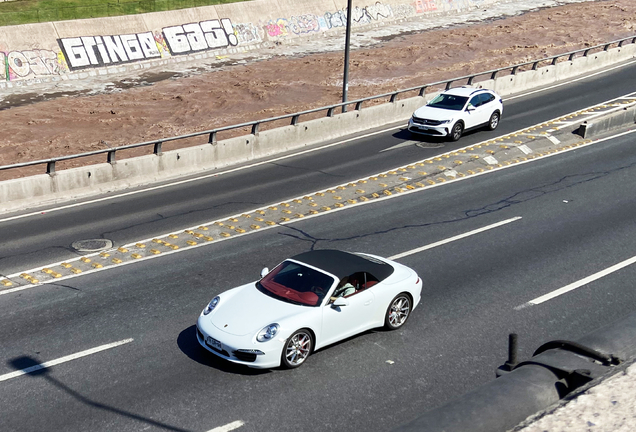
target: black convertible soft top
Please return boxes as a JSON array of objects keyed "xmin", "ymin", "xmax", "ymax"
[{"xmin": 289, "ymin": 249, "xmax": 394, "ymax": 281}]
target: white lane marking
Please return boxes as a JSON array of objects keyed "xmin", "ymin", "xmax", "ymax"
[
  {"xmin": 505, "ymin": 59, "xmax": 636, "ymax": 101},
  {"xmin": 516, "ymin": 255, "xmax": 636, "ymax": 309},
  {"xmin": 547, "ymin": 135, "xmax": 561, "ymax": 145},
  {"xmin": 517, "ymin": 144, "xmax": 533, "ymax": 154},
  {"xmin": 380, "ymin": 140, "xmax": 417, "ymax": 152},
  {"xmin": 483, "ymin": 155, "xmax": 498, "ymax": 165},
  {"xmin": 4, "ymin": 64, "xmax": 635, "ymax": 224},
  {"xmin": 388, "ymin": 217, "xmax": 522, "ymax": 260},
  {"xmin": 3, "ymin": 128, "xmax": 635, "ymax": 297},
  {"xmin": 206, "ymin": 421, "xmax": 244, "ymax": 432},
  {"xmin": 0, "ymin": 338, "xmax": 133, "ymax": 383}
]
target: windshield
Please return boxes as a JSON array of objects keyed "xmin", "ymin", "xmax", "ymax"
[
  {"xmin": 427, "ymin": 94, "xmax": 468, "ymax": 111},
  {"xmin": 257, "ymin": 260, "xmax": 335, "ymax": 306}
]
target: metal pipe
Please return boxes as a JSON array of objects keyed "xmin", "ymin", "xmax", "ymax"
[
  {"xmin": 342, "ymin": 0, "xmax": 353, "ymax": 113},
  {"xmin": 508, "ymin": 333, "xmax": 518, "ymax": 366}
]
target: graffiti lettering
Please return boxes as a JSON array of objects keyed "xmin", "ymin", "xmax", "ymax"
[
  {"xmin": 233, "ymin": 22, "xmax": 262, "ymax": 44},
  {"xmin": 390, "ymin": 4, "xmax": 415, "ymax": 18},
  {"xmin": 324, "ymin": 2, "xmax": 395, "ymax": 29},
  {"xmin": 350, "ymin": 7, "xmax": 370, "ymax": 24},
  {"xmin": 287, "ymin": 14, "xmax": 321, "ymax": 35},
  {"xmin": 265, "ymin": 19, "xmax": 288, "ymax": 38},
  {"xmin": 59, "ymin": 32, "xmax": 160, "ymax": 70},
  {"xmin": 163, "ymin": 18, "xmax": 238, "ymax": 54},
  {"xmin": 324, "ymin": 11, "xmax": 347, "ymax": 29},
  {"xmin": 414, "ymin": 0, "xmax": 438, "ymax": 13},
  {"xmin": 1, "ymin": 49, "xmax": 68, "ymax": 80},
  {"xmin": 364, "ymin": 2, "xmax": 393, "ymax": 20}
]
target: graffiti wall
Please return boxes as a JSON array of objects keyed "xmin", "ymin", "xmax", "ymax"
[
  {"xmin": 59, "ymin": 18, "xmax": 239, "ymax": 70},
  {"xmin": 0, "ymin": 0, "xmax": 495, "ymax": 81},
  {"xmin": 265, "ymin": 2, "xmax": 410, "ymax": 38}
]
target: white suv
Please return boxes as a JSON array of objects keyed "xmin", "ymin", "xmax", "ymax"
[{"xmin": 408, "ymin": 87, "xmax": 503, "ymax": 141}]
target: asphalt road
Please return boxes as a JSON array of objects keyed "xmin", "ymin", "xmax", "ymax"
[
  {"xmin": 1, "ymin": 60, "xmax": 636, "ymax": 274},
  {"xmin": 2, "ymin": 63, "xmax": 636, "ymax": 432}
]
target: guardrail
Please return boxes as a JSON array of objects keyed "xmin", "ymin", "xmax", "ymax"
[{"xmin": 1, "ymin": 35, "xmax": 635, "ymax": 177}]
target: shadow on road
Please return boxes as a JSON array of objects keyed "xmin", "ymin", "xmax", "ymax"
[
  {"xmin": 393, "ymin": 125, "xmax": 489, "ymax": 147},
  {"xmin": 177, "ymin": 325, "xmax": 270, "ymax": 376},
  {"xmin": 7, "ymin": 355, "xmax": 192, "ymax": 431}
]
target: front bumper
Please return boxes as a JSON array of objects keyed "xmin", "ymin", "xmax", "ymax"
[
  {"xmin": 408, "ymin": 118, "xmax": 450, "ymax": 136},
  {"xmin": 196, "ymin": 316, "xmax": 284, "ymax": 369}
]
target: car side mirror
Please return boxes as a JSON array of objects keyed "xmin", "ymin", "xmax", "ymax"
[
  {"xmin": 332, "ymin": 297, "xmax": 349, "ymax": 307},
  {"xmin": 466, "ymin": 105, "xmax": 475, "ymax": 112},
  {"xmin": 260, "ymin": 267, "xmax": 269, "ymax": 278}
]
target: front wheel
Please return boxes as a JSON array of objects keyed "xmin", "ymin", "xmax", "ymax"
[
  {"xmin": 449, "ymin": 122, "xmax": 463, "ymax": 141},
  {"xmin": 384, "ymin": 293, "xmax": 412, "ymax": 330},
  {"xmin": 487, "ymin": 111, "xmax": 500, "ymax": 131},
  {"xmin": 281, "ymin": 329, "xmax": 313, "ymax": 369}
]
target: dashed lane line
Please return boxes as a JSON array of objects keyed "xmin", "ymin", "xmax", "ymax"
[
  {"xmin": 515, "ymin": 255, "xmax": 636, "ymax": 310},
  {"xmin": 0, "ymin": 338, "xmax": 134, "ymax": 383},
  {"xmin": 388, "ymin": 217, "xmax": 522, "ymax": 260},
  {"xmin": 205, "ymin": 421, "xmax": 244, "ymax": 432}
]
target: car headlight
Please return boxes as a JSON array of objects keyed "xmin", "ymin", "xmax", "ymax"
[
  {"xmin": 202, "ymin": 296, "xmax": 220, "ymax": 315},
  {"xmin": 257, "ymin": 323, "xmax": 279, "ymax": 342},
  {"xmin": 438, "ymin": 120, "xmax": 451, "ymax": 124}
]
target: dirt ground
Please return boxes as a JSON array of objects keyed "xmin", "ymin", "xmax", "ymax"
[{"xmin": 0, "ymin": 0, "xmax": 635, "ymax": 180}]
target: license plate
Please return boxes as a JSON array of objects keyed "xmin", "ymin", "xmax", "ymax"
[{"xmin": 206, "ymin": 336, "xmax": 222, "ymax": 351}]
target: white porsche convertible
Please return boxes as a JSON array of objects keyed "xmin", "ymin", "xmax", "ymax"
[{"xmin": 196, "ymin": 249, "xmax": 422, "ymax": 369}]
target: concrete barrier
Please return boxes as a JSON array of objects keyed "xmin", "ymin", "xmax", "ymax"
[
  {"xmin": 577, "ymin": 105, "xmax": 636, "ymax": 139},
  {"xmin": 489, "ymin": 44, "xmax": 636, "ymax": 96}
]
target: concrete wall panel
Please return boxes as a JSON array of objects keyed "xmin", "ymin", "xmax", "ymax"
[
  {"xmin": 213, "ymin": 0, "xmax": 281, "ymax": 23},
  {"xmin": 276, "ymin": 0, "xmax": 338, "ymax": 16},
  {"xmin": 0, "ymin": 22, "xmax": 59, "ymax": 49},
  {"xmin": 141, "ymin": 6, "xmax": 220, "ymax": 30},
  {"xmin": 54, "ymin": 15, "xmax": 148, "ymax": 38}
]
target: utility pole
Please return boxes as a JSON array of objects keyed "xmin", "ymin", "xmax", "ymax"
[{"xmin": 342, "ymin": 0, "xmax": 353, "ymax": 113}]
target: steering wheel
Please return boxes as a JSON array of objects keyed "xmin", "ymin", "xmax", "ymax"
[{"xmin": 310, "ymin": 286, "xmax": 326, "ymax": 295}]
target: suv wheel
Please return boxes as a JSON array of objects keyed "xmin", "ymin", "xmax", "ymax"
[
  {"xmin": 450, "ymin": 122, "xmax": 463, "ymax": 141},
  {"xmin": 487, "ymin": 111, "xmax": 500, "ymax": 131}
]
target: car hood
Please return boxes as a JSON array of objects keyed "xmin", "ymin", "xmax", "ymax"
[
  {"xmin": 412, "ymin": 105, "xmax": 460, "ymax": 121},
  {"xmin": 205, "ymin": 282, "xmax": 308, "ymax": 336}
]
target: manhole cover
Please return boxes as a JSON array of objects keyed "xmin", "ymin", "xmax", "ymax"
[{"xmin": 71, "ymin": 239, "xmax": 113, "ymax": 252}]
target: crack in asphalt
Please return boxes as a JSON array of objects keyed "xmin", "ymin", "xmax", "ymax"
[
  {"xmin": 464, "ymin": 171, "xmax": 611, "ymax": 217},
  {"xmin": 274, "ymin": 166, "xmax": 626, "ymax": 249}
]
